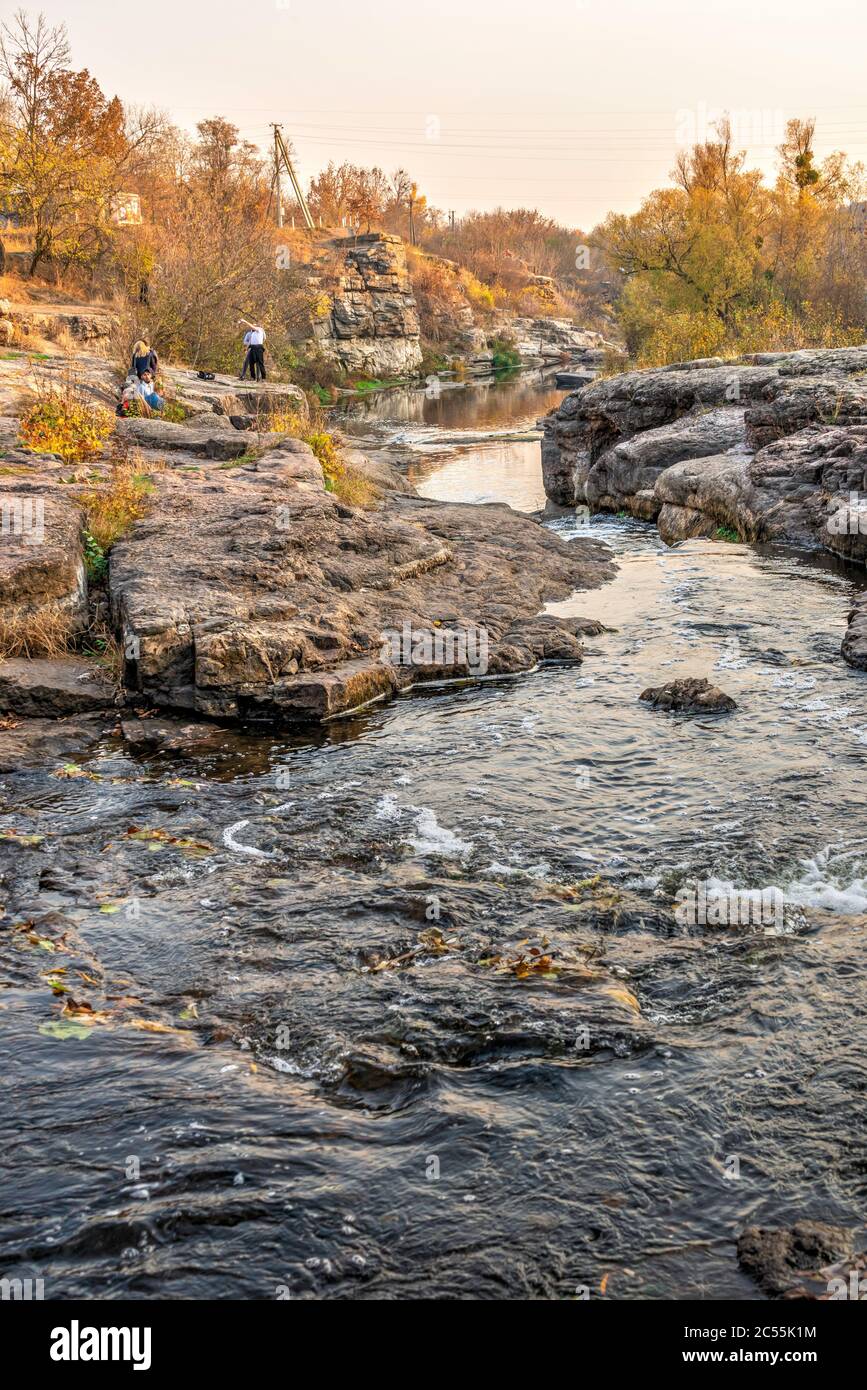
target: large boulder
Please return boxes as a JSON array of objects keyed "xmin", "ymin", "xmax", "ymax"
[
  {"xmin": 585, "ymin": 407, "xmax": 748, "ymax": 516},
  {"xmin": 542, "ymin": 346, "xmax": 867, "ymax": 508}
]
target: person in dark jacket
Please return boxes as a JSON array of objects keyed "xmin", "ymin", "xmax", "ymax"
[{"xmin": 131, "ymin": 339, "xmax": 158, "ymax": 379}]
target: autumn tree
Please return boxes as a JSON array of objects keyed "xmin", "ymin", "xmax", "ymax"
[
  {"xmin": 0, "ymin": 10, "xmax": 136, "ymax": 275},
  {"xmin": 596, "ymin": 116, "xmax": 865, "ymax": 363}
]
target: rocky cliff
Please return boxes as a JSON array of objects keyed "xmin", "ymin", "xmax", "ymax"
[
  {"xmin": 541, "ymin": 346, "xmax": 867, "ymax": 666},
  {"xmin": 309, "ymin": 233, "xmax": 424, "ymax": 377}
]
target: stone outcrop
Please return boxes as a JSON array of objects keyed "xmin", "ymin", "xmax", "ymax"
[
  {"xmin": 639, "ymin": 677, "xmax": 737, "ymax": 714},
  {"xmin": 106, "ymin": 432, "xmax": 613, "ymax": 722},
  {"xmin": 159, "ymin": 368, "xmax": 308, "ymax": 425},
  {"xmin": 0, "ymin": 298, "xmax": 117, "ymax": 351},
  {"xmin": 503, "ymin": 316, "xmax": 612, "ymax": 367},
  {"xmin": 310, "ymin": 233, "xmax": 424, "ymax": 377},
  {"xmin": 541, "ymin": 346, "xmax": 867, "ymax": 669}
]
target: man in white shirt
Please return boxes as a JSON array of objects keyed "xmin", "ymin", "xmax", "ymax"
[{"xmin": 248, "ymin": 325, "xmax": 266, "ymax": 381}]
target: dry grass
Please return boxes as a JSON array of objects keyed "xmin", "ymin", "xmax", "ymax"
[
  {"xmin": 79, "ymin": 618, "xmax": 124, "ymax": 686},
  {"xmin": 0, "ymin": 601, "xmax": 75, "ymax": 659}
]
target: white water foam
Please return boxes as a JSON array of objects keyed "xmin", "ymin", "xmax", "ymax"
[
  {"xmin": 375, "ymin": 794, "xmax": 472, "ymax": 859},
  {"xmin": 707, "ymin": 839, "xmax": 867, "ymax": 918}
]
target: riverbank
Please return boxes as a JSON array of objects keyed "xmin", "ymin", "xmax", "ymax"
[{"xmin": 541, "ymin": 346, "xmax": 867, "ymax": 667}]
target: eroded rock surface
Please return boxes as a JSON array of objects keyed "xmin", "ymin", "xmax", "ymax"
[
  {"xmin": 0, "ymin": 657, "xmax": 115, "ymax": 716},
  {"xmin": 0, "ymin": 474, "xmax": 87, "ymax": 627},
  {"xmin": 106, "ymin": 433, "xmax": 614, "ymax": 721},
  {"xmin": 310, "ymin": 233, "xmax": 424, "ymax": 377}
]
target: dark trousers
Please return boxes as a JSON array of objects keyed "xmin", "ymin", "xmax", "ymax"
[
  {"xmin": 240, "ymin": 349, "xmax": 251, "ymax": 380},
  {"xmin": 249, "ymin": 344, "xmax": 266, "ymax": 380}
]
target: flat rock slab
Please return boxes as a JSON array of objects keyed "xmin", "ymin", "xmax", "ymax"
[
  {"xmin": 117, "ymin": 417, "xmax": 257, "ymax": 460},
  {"xmin": 109, "ymin": 441, "xmax": 615, "ymax": 723},
  {"xmin": 0, "ymin": 712, "xmax": 109, "ymax": 771},
  {"xmin": 0, "ymin": 657, "xmax": 116, "ymax": 716},
  {"xmin": 639, "ymin": 677, "xmax": 736, "ymax": 714}
]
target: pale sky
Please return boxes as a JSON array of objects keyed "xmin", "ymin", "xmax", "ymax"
[{"xmin": 27, "ymin": 0, "xmax": 867, "ymax": 230}]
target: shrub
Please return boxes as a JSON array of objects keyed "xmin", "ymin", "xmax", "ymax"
[
  {"xmin": 19, "ymin": 380, "xmax": 114, "ymax": 465},
  {"xmin": 118, "ymin": 395, "xmax": 188, "ymax": 423},
  {"xmin": 78, "ymin": 462, "xmax": 157, "ymax": 565},
  {"xmin": 490, "ymin": 336, "xmax": 521, "ymax": 370}
]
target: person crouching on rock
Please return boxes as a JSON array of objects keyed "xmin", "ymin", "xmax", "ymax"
[
  {"xmin": 132, "ymin": 338, "xmax": 158, "ymax": 379},
  {"xmin": 247, "ymin": 325, "xmax": 266, "ymax": 381},
  {"xmin": 137, "ymin": 371, "xmax": 165, "ymax": 411}
]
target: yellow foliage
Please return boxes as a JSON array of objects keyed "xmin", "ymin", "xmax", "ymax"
[
  {"xmin": 19, "ymin": 380, "xmax": 114, "ymax": 465},
  {"xmin": 78, "ymin": 461, "xmax": 155, "ymax": 552}
]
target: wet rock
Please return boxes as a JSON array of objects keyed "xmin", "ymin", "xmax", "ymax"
[
  {"xmin": 0, "ymin": 657, "xmax": 116, "ymax": 717},
  {"xmin": 842, "ymin": 597, "xmax": 867, "ymax": 671},
  {"xmin": 0, "ymin": 713, "xmax": 108, "ymax": 770},
  {"xmin": 737, "ymin": 1221, "xmax": 854, "ymax": 1298},
  {"xmin": 639, "ymin": 677, "xmax": 737, "ymax": 714},
  {"xmin": 119, "ymin": 716, "xmax": 226, "ymax": 754}
]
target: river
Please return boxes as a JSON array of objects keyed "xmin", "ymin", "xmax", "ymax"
[{"xmin": 2, "ymin": 370, "xmax": 866, "ymax": 1300}]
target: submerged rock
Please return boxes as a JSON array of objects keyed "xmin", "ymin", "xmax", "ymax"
[
  {"xmin": 737, "ymin": 1222, "xmax": 854, "ymax": 1298},
  {"xmin": 639, "ymin": 677, "xmax": 737, "ymax": 714}
]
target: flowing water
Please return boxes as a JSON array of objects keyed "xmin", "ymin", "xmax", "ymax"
[{"xmin": 3, "ymin": 371, "xmax": 867, "ymax": 1300}]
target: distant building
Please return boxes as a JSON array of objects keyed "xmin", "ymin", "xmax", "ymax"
[{"xmin": 111, "ymin": 193, "xmax": 142, "ymax": 226}]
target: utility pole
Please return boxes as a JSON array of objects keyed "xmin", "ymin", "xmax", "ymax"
[
  {"xmin": 271, "ymin": 125, "xmax": 315, "ymax": 233},
  {"xmin": 271, "ymin": 124, "xmax": 283, "ymax": 228}
]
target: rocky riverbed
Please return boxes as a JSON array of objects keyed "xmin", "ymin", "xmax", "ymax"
[{"xmin": 2, "ymin": 366, "xmax": 867, "ymax": 1301}]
